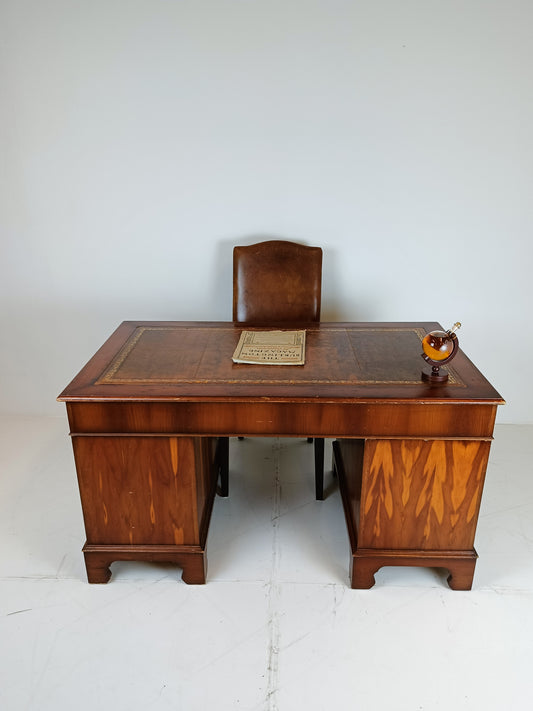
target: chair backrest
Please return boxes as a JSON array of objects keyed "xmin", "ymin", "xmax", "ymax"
[{"xmin": 233, "ymin": 240, "xmax": 322, "ymax": 324}]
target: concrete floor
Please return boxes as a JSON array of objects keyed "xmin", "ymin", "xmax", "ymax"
[{"xmin": 1, "ymin": 416, "xmax": 532, "ymax": 710}]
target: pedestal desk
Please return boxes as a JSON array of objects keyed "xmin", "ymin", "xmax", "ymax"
[{"xmin": 58, "ymin": 321, "xmax": 503, "ymax": 589}]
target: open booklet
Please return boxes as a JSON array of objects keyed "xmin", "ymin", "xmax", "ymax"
[{"xmin": 232, "ymin": 330, "xmax": 306, "ymax": 365}]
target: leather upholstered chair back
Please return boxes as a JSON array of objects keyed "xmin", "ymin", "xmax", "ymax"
[{"xmin": 233, "ymin": 240, "xmax": 322, "ymax": 324}]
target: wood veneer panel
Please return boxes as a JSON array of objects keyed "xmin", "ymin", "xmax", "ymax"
[
  {"xmin": 72, "ymin": 436, "xmax": 216, "ymax": 546},
  {"xmin": 67, "ymin": 401, "xmax": 498, "ymax": 439},
  {"xmin": 358, "ymin": 439, "xmax": 491, "ymax": 550}
]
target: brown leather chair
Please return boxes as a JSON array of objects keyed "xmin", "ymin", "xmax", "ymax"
[{"xmin": 218, "ymin": 240, "xmax": 326, "ymax": 499}]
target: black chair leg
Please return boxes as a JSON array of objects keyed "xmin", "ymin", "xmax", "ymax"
[
  {"xmin": 216, "ymin": 437, "xmax": 229, "ymax": 497},
  {"xmin": 220, "ymin": 436, "xmax": 324, "ymax": 499},
  {"xmin": 314, "ymin": 437, "xmax": 325, "ymax": 500}
]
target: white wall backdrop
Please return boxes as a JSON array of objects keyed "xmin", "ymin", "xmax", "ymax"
[{"xmin": 1, "ymin": 0, "xmax": 531, "ymax": 422}]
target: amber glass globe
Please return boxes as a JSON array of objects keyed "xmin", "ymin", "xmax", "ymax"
[
  {"xmin": 421, "ymin": 322, "xmax": 461, "ymax": 384},
  {"xmin": 422, "ymin": 330, "xmax": 456, "ymax": 362}
]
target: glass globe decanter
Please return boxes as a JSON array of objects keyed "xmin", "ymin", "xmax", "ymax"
[{"xmin": 421, "ymin": 322, "xmax": 461, "ymax": 383}]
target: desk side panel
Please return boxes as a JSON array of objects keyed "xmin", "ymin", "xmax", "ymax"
[{"xmin": 335, "ymin": 439, "xmax": 365, "ymax": 540}]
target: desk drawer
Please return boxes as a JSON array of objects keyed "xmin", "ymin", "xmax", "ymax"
[{"xmin": 67, "ymin": 401, "xmax": 498, "ymax": 439}]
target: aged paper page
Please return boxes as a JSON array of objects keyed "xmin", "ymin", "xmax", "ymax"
[{"xmin": 232, "ymin": 330, "xmax": 306, "ymax": 365}]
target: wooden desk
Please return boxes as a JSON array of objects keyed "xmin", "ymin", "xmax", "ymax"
[{"xmin": 58, "ymin": 321, "xmax": 503, "ymax": 589}]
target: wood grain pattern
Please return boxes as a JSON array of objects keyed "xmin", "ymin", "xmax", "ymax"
[
  {"xmin": 66, "ymin": 401, "xmax": 499, "ymax": 439},
  {"xmin": 359, "ymin": 439, "xmax": 491, "ymax": 549},
  {"xmin": 73, "ymin": 436, "xmax": 216, "ymax": 545}
]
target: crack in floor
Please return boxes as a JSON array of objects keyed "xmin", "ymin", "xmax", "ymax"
[{"xmin": 265, "ymin": 439, "xmax": 282, "ymax": 710}]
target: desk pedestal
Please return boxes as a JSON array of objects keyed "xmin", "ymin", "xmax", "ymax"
[
  {"xmin": 333, "ymin": 438, "xmax": 491, "ymax": 590},
  {"xmin": 71, "ymin": 435, "xmax": 220, "ymax": 584}
]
